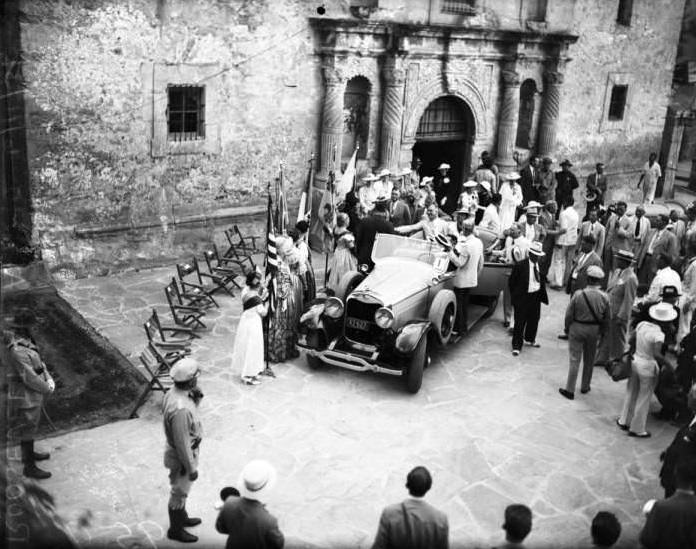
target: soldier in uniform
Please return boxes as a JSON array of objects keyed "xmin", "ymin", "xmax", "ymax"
[
  {"xmin": 163, "ymin": 358, "xmax": 203, "ymax": 543},
  {"xmin": 4, "ymin": 308, "xmax": 55, "ymax": 480}
]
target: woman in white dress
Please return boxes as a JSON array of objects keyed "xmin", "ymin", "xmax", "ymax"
[
  {"xmin": 233, "ymin": 271, "xmax": 268, "ymax": 385},
  {"xmin": 327, "ymin": 213, "xmax": 357, "ymax": 294},
  {"xmin": 499, "ymin": 172, "xmax": 523, "ymax": 231}
]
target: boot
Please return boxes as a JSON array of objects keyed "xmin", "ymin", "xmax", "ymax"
[
  {"xmin": 182, "ymin": 508, "xmax": 202, "ymax": 527},
  {"xmin": 21, "ymin": 441, "xmax": 51, "ymax": 480},
  {"xmin": 167, "ymin": 508, "xmax": 198, "ymax": 543}
]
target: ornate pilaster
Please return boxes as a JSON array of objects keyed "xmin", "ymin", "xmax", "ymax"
[
  {"xmin": 319, "ymin": 66, "xmax": 345, "ymax": 179},
  {"xmin": 495, "ymin": 69, "xmax": 521, "ymax": 171},
  {"xmin": 537, "ymin": 70, "xmax": 564, "ymax": 157},
  {"xmin": 379, "ymin": 61, "xmax": 407, "ymax": 172}
]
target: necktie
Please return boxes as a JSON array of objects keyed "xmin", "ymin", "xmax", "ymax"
[
  {"xmin": 533, "ymin": 264, "xmax": 540, "ymax": 283},
  {"xmin": 635, "ymin": 219, "xmax": 640, "ymax": 237}
]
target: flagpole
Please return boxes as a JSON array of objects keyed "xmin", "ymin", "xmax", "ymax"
[
  {"xmin": 263, "ymin": 182, "xmax": 277, "ymax": 378},
  {"xmin": 324, "ymin": 145, "xmax": 337, "ymax": 288},
  {"xmin": 307, "ymin": 152, "xmax": 315, "ymax": 219}
]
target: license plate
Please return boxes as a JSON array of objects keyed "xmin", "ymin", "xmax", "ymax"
[{"xmin": 346, "ymin": 317, "xmax": 371, "ymax": 331}]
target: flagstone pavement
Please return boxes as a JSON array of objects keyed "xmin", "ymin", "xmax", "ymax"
[{"xmin": 10, "ymin": 263, "xmax": 680, "ymax": 549}]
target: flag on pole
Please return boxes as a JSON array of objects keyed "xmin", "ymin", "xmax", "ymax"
[
  {"xmin": 265, "ymin": 191, "xmax": 278, "ymax": 312},
  {"xmin": 335, "ymin": 147, "xmax": 357, "ymax": 199},
  {"xmin": 297, "ymin": 154, "xmax": 315, "ymax": 223}
]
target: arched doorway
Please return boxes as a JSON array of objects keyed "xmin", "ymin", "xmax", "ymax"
[{"xmin": 412, "ymin": 95, "xmax": 475, "ymax": 192}]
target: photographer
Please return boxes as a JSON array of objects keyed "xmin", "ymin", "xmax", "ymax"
[{"xmin": 4, "ymin": 308, "xmax": 55, "ymax": 480}]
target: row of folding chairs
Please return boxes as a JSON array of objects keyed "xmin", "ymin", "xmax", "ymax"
[{"xmin": 129, "ymin": 225, "xmax": 262, "ymax": 417}]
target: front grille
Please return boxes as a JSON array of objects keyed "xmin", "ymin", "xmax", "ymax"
[{"xmin": 344, "ymin": 299, "xmax": 381, "ymax": 345}]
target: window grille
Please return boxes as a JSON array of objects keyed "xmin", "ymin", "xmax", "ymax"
[
  {"xmin": 167, "ymin": 85, "xmax": 205, "ymax": 142},
  {"xmin": 608, "ymin": 85, "xmax": 628, "ymax": 121},
  {"xmin": 616, "ymin": 0, "xmax": 633, "ymax": 26},
  {"xmin": 416, "ymin": 96, "xmax": 468, "ymax": 140},
  {"xmin": 440, "ymin": 0, "xmax": 476, "ymax": 15}
]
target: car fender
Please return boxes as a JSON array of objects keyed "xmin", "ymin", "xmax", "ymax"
[{"xmin": 395, "ymin": 321, "xmax": 431, "ymax": 355}]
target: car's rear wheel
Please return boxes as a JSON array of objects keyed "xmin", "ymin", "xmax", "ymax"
[
  {"xmin": 428, "ymin": 289, "xmax": 457, "ymax": 346},
  {"xmin": 404, "ymin": 336, "xmax": 428, "ymax": 394},
  {"xmin": 336, "ymin": 270, "xmax": 364, "ymax": 302},
  {"xmin": 305, "ymin": 331, "xmax": 323, "ymax": 370}
]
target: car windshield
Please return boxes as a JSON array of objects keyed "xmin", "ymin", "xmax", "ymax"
[{"xmin": 371, "ymin": 233, "xmax": 444, "ymax": 266}]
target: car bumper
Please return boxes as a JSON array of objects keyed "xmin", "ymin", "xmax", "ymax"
[{"xmin": 297, "ymin": 336, "xmax": 403, "ymax": 376}]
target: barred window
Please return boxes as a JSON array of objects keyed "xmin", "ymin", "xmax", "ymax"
[
  {"xmin": 616, "ymin": 0, "xmax": 633, "ymax": 26},
  {"xmin": 441, "ymin": 0, "xmax": 476, "ymax": 15},
  {"xmin": 608, "ymin": 85, "xmax": 628, "ymax": 121},
  {"xmin": 167, "ymin": 85, "xmax": 205, "ymax": 141}
]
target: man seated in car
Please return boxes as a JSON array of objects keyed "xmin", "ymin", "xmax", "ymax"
[{"xmin": 395, "ymin": 203, "xmax": 452, "ymax": 241}]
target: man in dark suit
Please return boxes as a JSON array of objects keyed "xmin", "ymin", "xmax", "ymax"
[
  {"xmin": 355, "ymin": 196, "xmax": 395, "ymax": 269},
  {"xmin": 584, "ymin": 162, "xmax": 608, "ymax": 219},
  {"xmin": 637, "ymin": 214, "xmax": 679, "ymax": 285},
  {"xmin": 215, "ymin": 460, "xmax": 284, "ymax": 549},
  {"xmin": 388, "ymin": 188, "xmax": 412, "ymax": 227},
  {"xmin": 519, "ymin": 156, "xmax": 540, "ymax": 207},
  {"xmin": 555, "ymin": 159, "xmax": 579, "ymax": 210},
  {"xmin": 566, "ymin": 234, "xmax": 603, "ymax": 294},
  {"xmin": 640, "ymin": 460, "xmax": 696, "ymax": 549},
  {"xmin": 509, "ymin": 241, "xmax": 549, "ymax": 356},
  {"xmin": 371, "ymin": 466, "xmax": 448, "ymax": 549}
]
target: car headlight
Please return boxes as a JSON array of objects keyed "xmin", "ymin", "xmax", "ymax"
[
  {"xmin": 374, "ymin": 307, "xmax": 395, "ymax": 329},
  {"xmin": 323, "ymin": 297, "xmax": 344, "ymax": 319}
]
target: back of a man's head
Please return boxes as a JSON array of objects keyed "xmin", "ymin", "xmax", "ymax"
[
  {"xmin": 591, "ymin": 511, "xmax": 621, "ymax": 547},
  {"xmin": 406, "ymin": 466, "xmax": 432, "ymax": 498},
  {"xmin": 503, "ymin": 504, "xmax": 532, "ymax": 543},
  {"xmin": 674, "ymin": 460, "xmax": 696, "ymax": 490}
]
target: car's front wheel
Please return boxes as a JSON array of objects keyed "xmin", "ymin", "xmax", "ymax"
[
  {"xmin": 404, "ymin": 336, "xmax": 428, "ymax": 394},
  {"xmin": 428, "ymin": 289, "xmax": 457, "ymax": 346}
]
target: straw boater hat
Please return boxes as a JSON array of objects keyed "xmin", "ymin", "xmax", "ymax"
[
  {"xmin": 378, "ymin": 169, "xmax": 391, "ymax": 178},
  {"xmin": 614, "ymin": 249, "xmax": 634, "ymax": 262},
  {"xmin": 363, "ymin": 173, "xmax": 377, "ymax": 182},
  {"xmin": 525, "ymin": 201, "xmax": 542, "ymax": 214},
  {"xmin": 463, "ymin": 180, "xmax": 478, "ymax": 188},
  {"xmin": 479, "ymin": 180, "xmax": 491, "ymax": 193},
  {"xmin": 503, "ymin": 172, "xmax": 521, "ymax": 181},
  {"xmin": 372, "ymin": 195, "xmax": 389, "ymax": 205},
  {"xmin": 438, "ymin": 163, "xmax": 451, "ymax": 170},
  {"xmin": 434, "ymin": 232, "xmax": 451, "ymax": 248},
  {"xmin": 420, "ymin": 176, "xmax": 434, "ymax": 186},
  {"xmin": 586, "ymin": 265, "xmax": 605, "ymax": 280},
  {"xmin": 238, "ymin": 460, "xmax": 277, "ymax": 501},
  {"xmin": 528, "ymin": 241, "xmax": 545, "ymax": 257},
  {"xmin": 649, "ymin": 302, "xmax": 678, "ymax": 323}
]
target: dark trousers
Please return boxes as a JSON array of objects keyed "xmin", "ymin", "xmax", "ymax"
[
  {"xmin": 512, "ymin": 292, "xmax": 541, "ymax": 350},
  {"xmin": 454, "ymin": 287, "xmax": 471, "ymax": 334}
]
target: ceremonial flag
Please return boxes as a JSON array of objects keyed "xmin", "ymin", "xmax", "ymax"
[
  {"xmin": 265, "ymin": 191, "xmax": 278, "ymax": 312},
  {"xmin": 297, "ymin": 154, "xmax": 315, "ymax": 223},
  {"xmin": 335, "ymin": 146, "xmax": 357, "ymax": 199}
]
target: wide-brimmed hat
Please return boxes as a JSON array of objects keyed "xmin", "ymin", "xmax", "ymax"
[
  {"xmin": 560, "ymin": 159, "xmax": 573, "ymax": 167},
  {"xmin": 434, "ymin": 232, "xmax": 451, "ymax": 248},
  {"xmin": 584, "ymin": 190, "xmax": 598, "ymax": 202},
  {"xmin": 479, "ymin": 181, "xmax": 491, "ymax": 193},
  {"xmin": 542, "ymin": 157, "xmax": 554, "ymax": 165},
  {"xmin": 528, "ymin": 241, "xmax": 545, "ymax": 257},
  {"xmin": 6, "ymin": 308, "xmax": 37, "ymax": 328},
  {"xmin": 463, "ymin": 180, "xmax": 478, "ymax": 188},
  {"xmin": 238, "ymin": 460, "xmax": 277, "ymax": 500},
  {"xmin": 614, "ymin": 249, "xmax": 635, "ymax": 262},
  {"xmin": 525, "ymin": 201, "xmax": 542, "ymax": 212},
  {"xmin": 396, "ymin": 168, "xmax": 411, "ymax": 177},
  {"xmin": 586, "ymin": 265, "xmax": 605, "ymax": 280},
  {"xmin": 438, "ymin": 163, "xmax": 450, "ymax": 170},
  {"xmin": 363, "ymin": 173, "xmax": 377, "ymax": 182},
  {"xmin": 420, "ymin": 176, "xmax": 433, "ymax": 186},
  {"xmin": 372, "ymin": 195, "xmax": 389, "ymax": 205},
  {"xmin": 378, "ymin": 169, "xmax": 391, "ymax": 178},
  {"xmin": 170, "ymin": 358, "xmax": 200, "ymax": 382},
  {"xmin": 503, "ymin": 172, "xmax": 521, "ymax": 181},
  {"xmin": 649, "ymin": 302, "xmax": 678, "ymax": 323}
]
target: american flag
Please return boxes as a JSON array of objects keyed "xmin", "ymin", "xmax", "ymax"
[{"xmin": 265, "ymin": 191, "xmax": 278, "ymax": 312}]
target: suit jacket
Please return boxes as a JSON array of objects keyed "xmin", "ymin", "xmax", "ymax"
[
  {"xmin": 659, "ymin": 425, "xmax": 696, "ymax": 496},
  {"xmin": 509, "ymin": 259, "xmax": 549, "ymax": 304},
  {"xmin": 577, "ymin": 221, "xmax": 605, "ymax": 257},
  {"xmin": 389, "ymin": 199, "xmax": 411, "ymax": 227},
  {"xmin": 371, "ymin": 498, "xmax": 448, "ymax": 549},
  {"xmin": 520, "ymin": 164, "xmax": 539, "ymax": 204},
  {"xmin": 629, "ymin": 216, "xmax": 651, "ymax": 255},
  {"xmin": 606, "ymin": 266, "xmax": 638, "ymax": 321},
  {"xmin": 639, "ymin": 490, "xmax": 696, "ymax": 549},
  {"xmin": 215, "ymin": 497, "xmax": 284, "ymax": 549},
  {"xmin": 637, "ymin": 228, "xmax": 679, "ymax": 269},
  {"xmin": 586, "ymin": 172, "xmax": 608, "ymax": 203},
  {"xmin": 566, "ymin": 250, "xmax": 603, "ymax": 294},
  {"xmin": 612, "ymin": 214, "xmax": 632, "ymax": 252},
  {"xmin": 355, "ymin": 214, "xmax": 395, "ymax": 267}
]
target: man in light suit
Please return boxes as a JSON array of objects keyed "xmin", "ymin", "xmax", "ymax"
[
  {"xmin": 577, "ymin": 208, "xmax": 605, "ymax": 258},
  {"xmin": 371, "ymin": 466, "xmax": 448, "ymax": 549},
  {"xmin": 448, "ymin": 216, "xmax": 484, "ymax": 336},
  {"xmin": 630, "ymin": 205, "xmax": 651, "ymax": 257},
  {"xmin": 516, "ymin": 201, "xmax": 547, "ymax": 244},
  {"xmin": 388, "ymin": 188, "xmax": 412, "ymax": 228},
  {"xmin": 637, "ymin": 214, "xmax": 679, "ymax": 285}
]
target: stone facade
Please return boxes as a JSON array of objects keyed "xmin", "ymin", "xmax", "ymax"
[{"xmin": 18, "ymin": 0, "xmax": 685, "ymax": 275}]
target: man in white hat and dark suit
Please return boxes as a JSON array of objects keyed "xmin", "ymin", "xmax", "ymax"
[
  {"xmin": 559, "ymin": 265, "xmax": 610, "ymax": 399},
  {"xmin": 372, "ymin": 466, "xmax": 448, "ymax": 549},
  {"xmin": 216, "ymin": 459, "xmax": 284, "ymax": 549},
  {"xmin": 163, "ymin": 357, "xmax": 203, "ymax": 543},
  {"xmin": 433, "ymin": 162, "xmax": 459, "ymax": 216},
  {"xmin": 509, "ymin": 241, "xmax": 549, "ymax": 355}
]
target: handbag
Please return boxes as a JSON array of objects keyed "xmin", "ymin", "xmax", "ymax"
[{"xmin": 606, "ymin": 351, "xmax": 632, "ymax": 382}]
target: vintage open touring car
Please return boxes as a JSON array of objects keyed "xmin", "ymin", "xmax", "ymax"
[{"xmin": 296, "ymin": 232, "xmax": 511, "ymax": 393}]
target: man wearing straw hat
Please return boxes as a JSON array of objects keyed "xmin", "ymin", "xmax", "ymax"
[
  {"xmin": 559, "ymin": 265, "xmax": 610, "ymax": 400},
  {"xmin": 4, "ymin": 307, "xmax": 55, "ymax": 480},
  {"xmin": 215, "ymin": 459, "xmax": 284, "ymax": 548},
  {"xmin": 434, "ymin": 162, "xmax": 459, "ymax": 215},
  {"xmin": 509, "ymin": 241, "xmax": 549, "ymax": 355}
]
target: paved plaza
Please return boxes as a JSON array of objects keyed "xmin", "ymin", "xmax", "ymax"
[{"xmin": 8, "ymin": 264, "xmax": 679, "ymax": 548}]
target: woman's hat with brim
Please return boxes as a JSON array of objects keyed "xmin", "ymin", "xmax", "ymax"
[
  {"xmin": 238, "ymin": 460, "xmax": 277, "ymax": 500},
  {"xmin": 463, "ymin": 180, "xmax": 478, "ymax": 188},
  {"xmin": 648, "ymin": 302, "xmax": 678, "ymax": 323},
  {"xmin": 438, "ymin": 163, "xmax": 451, "ymax": 170},
  {"xmin": 503, "ymin": 172, "xmax": 521, "ymax": 181},
  {"xmin": 586, "ymin": 265, "xmax": 605, "ymax": 280},
  {"xmin": 528, "ymin": 241, "xmax": 545, "ymax": 257},
  {"xmin": 378, "ymin": 169, "xmax": 391, "ymax": 178},
  {"xmin": 6, "ymin": 307, "xmax": 37, "ymax": 328}
]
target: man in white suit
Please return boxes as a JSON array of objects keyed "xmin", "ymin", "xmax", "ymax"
[
  {"xmin": 630, "ymin": 205, "xmax": 651, "ymax": 257},
  {"xmin": 577, "ymin": 208, "xmax": 606, "ymax": 259},
  {"xmin": 448, "ymin": 216, "xmax": 484, "ymax": 337}
]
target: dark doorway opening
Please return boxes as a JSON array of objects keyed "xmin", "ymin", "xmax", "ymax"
[{"xmin": 411, "ymin": 95, "xmax": 475, "ymax": 192}]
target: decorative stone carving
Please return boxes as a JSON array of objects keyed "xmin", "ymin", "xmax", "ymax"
[
  {"xmin": 537, "ymin": 70, "xmax": 564, "ymax": 157},
  {"xmin": 379, "ymin": 59, "xmax": 407, "ymax": 171},
  {"xmin": 496, "ymin": 70, "xmax": 521, "ymax": 170},
  {"xmin": 319, "ymin": 65, "xmax": 346, "ymax": 177}
]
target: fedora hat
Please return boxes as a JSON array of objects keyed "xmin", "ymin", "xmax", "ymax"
[
  {"xmin": 649, "ymin": 302, "xmax": 678, "ymax": 323},
  {"xmin": 661, "ymin": 285, "xmax": 681, "ymax": 299},
  {"xmin": 528, "ymin": 241, "xmax": 545, "ymax": 257},
  {"xmin": 438, "ymin": 163, "xmax": 450, "ymax": 170},
  {"xmin": 238, "ymin": 460, "xmax": 277, "ymax": 501},
  {"xmin": 6, "ymin": 307, "xmax": 37, "ymax": 329},
  {"xmin": 372, "ymin": 195, "xmax": 389, "ymax": 205},
  {"xmin": 560, "ymin": 159, "xmax": 573, "ymax": 167},
  {"xmin": 420, "ymin": 176, "xmax": 433, "ymax": 186}
]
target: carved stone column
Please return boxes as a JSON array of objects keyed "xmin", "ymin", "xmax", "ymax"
[
  {"xmin": 379, "ymin": 62, "xmax": 406, "ymax": 172},
  {"xmin": 319, "ymin": 66, "xmax": 345, "ymax": 179},
  {"xmin": 537, "ymin": 70, "xmax": 564, "ymax": 157},
  {"xmin": 495, "ymin": 70, "xmax": 521, "ymax": 172}
]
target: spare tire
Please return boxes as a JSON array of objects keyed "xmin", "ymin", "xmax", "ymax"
[
  {"xmin": 428, "ymin": 289, "xmax": 457, "ymax": 346},
  {"xmin": 336, "ymin": 270, "xmax": 365, "ymax": 302}
]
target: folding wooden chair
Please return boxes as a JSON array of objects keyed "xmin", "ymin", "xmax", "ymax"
[
  {"xmin": 129, "ymin": 343, "xmax": 175, "ymax": 418},
  {"xmin": 223, "ymin": 225, "xmax": 260, "ymax": 268},
  {"xmin": 176, "ymin": 259, "xmax": 219, "ymax": 307},
  {"xmin": 165, "ymin": 279, "xmax": 207, "ymax": 329},
  {"xmin": 202, "ymin": 244, "xmax": 245, "ymax": 292},
  {"xmin": 182, "ymin": 256, "xmax": 235, "ymax": 298},
  {"xmin": 151, "ymin": 308, "xmax": 200, "ymax": 340},
  {"xmin": 143, "ymin": 318, "xmax": 191, "ymax": 359}
]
